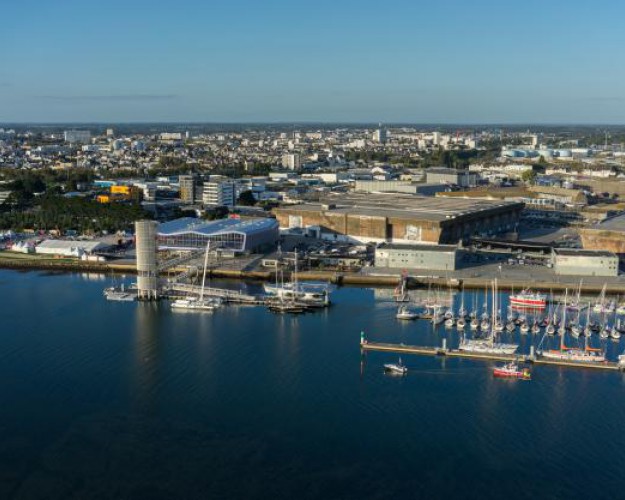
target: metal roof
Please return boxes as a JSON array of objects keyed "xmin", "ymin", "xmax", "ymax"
[{"xmin": 158, "ymin": 217, "xmax": 278, "ymax": 237}]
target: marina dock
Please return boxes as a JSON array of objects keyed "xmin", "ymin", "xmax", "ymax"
[{"xmin": 361, "ymin": 340, "xmax": 624, "ymax": 372}]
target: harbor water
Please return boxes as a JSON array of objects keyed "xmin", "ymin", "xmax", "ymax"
[{"xmin": 1, "ymin": 270, "xmax": 625, "ymax": 499}]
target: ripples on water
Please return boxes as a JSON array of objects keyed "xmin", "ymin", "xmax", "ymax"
[{"xmin": 0, "ymin": 271, "xmax": 624, "ymax": 499}]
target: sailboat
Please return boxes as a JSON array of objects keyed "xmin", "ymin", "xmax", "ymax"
[
  {"xmin": 264, "ymin": 249, "xmax": 329, "ymax": 306},
  {"xmin": 396, "ymin": 305, "xmax": 419, "ymax": 320},
  {"xmin": 394, "ymin": 273, "xmax": 410, "ymax": 303},
  {"xmin": 538, "ymin": 289, "xmax": 606, "ymax": 363},
  {"xmin": 171, "ymin": 241, "xmax": 221, "ymax": 311},
  {"xmin": 459, "ymin": 279, "xmax": 518, "ymax": 355},
  {"xmin": 593, "ymin": 284, "xmax": 615, "ymax": 314}
]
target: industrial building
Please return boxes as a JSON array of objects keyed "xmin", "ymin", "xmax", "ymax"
[
  {"xmin": 426, "ymin": 167, "xmax": 478, "ymax": 187},
  {"xmin": 552, "ymin": 248, "xmax": 619, "ymax": 277},
  {"xmin": 375, "ymin": 243, "xmax": 459, "ymax": 271},
  {"xmin": 156, "ymin": 217, "xmax": 279, "ymax": 253},
  {"xmin": 273, "ymin": 193, "xmax": 523, "ymax": 245},
  {"xmin": 353, "ymin": 180, "xmax": 448, "ymax": 196}
]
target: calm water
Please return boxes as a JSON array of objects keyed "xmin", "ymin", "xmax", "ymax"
[{"xmin": 1, "ymin": 270, "xmax": 624, "ymax": 499}]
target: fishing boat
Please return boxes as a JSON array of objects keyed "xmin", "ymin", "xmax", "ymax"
[
  {"xmin": 470, "ymin": 317, "xmax": 479, "ymax": 330},
  {"xmin": 520, "ymin": 322, "xmax": 530, "ymax": 334},
  {"xmin": 384, "ymin": 358, "xmax": 407, "ymax": 375},
  {"xmin": 444, "ymin": 316, "xmax": 455, "ymax": 328},
  {"xmin": 531, "ymin": 321, "xmax": 541, "ymax": 335},
  {"xmin": 396, "ymin": 305, "xmax": 419, "ymax": 320},
  {"xmin": 493, "ymin": 362, "xmax": 531, "ymax": 380},
  {"xmin": 509, "ymin": 289, "xmax": 547, "ymax": 309},
  {"xmin": 610, "ymin": 328, "xmax": 621, "ymax": 340},
  {"xmin": 457, "ymin": 317, "xmax": 466, "ymax": 329}
]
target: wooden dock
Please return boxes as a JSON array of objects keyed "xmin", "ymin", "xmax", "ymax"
[{"xmin": 360, "ymin": 341, "xmax": 623, "ymax": 372}]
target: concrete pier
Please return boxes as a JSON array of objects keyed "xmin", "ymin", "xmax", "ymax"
[{"xmin": 360, "ymin": 340, "xmax": 622, "ymax": 372}]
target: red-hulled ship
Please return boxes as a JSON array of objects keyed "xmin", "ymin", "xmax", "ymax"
[
  {"xmin": 509, "ymin": 289, "xmax": 547, "ymax": 308},
  {"xmin": 493, "ymin": 362, "xmax": 531, "ymax": 380}
]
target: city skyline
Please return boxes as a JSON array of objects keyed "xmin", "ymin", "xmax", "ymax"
[{"xmin": 2, "ymin": 0, "xmax": 625, "ymax": 123}]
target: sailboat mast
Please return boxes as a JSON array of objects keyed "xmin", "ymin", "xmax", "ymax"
[
  {"xmin": 561, "ymin": 289, "xmax": 568, "ymax": 351},
  {"xmin": 200, "ymin": 240, "xmax": 210, "ymax": 302}
]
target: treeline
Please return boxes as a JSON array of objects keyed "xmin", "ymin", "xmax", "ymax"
[{"xmin": 0, "ymin": 195, "xmax": 150, "ymax": 233}]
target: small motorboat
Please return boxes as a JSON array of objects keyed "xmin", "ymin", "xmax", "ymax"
[
  {"xmin": 531, "ymin": 322, "xmax": 541, "ymax": 335},
  {"xmin": 456, "ymin": 317, "xmax": 466, "ymax": 329},
  {"xmin": 610, "ymin": 328, "xmax": 621, "ymax": 341},
  {"xmin": 445, "ymin": 317, "xmax": 455, "ymax": 328},
  {"xmin": 520, "ymin": 323, "xmax": 530, "ymax": 334},
  {"xmin": 493, "ymin": 362, "xmax": 531, "ymax": 380},
  {"xmin": 384, "ymin": 358, "xmax": 407, "ymax": 375}
]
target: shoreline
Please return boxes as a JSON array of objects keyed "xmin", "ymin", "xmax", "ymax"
[{"xmin": 2, "ymin": 257, "xmax": 625, "ymax": 293}]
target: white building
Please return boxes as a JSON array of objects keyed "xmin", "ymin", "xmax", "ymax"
[
  {"xmin": 372, "ymin": 128, "xmax": 387, "ymax": 144},
  {"xmin": 202, "ymin": 179, "xmax": 235, "ymax": 207},
  {"xmin": 64, "ymin": 130, "xmax": 91, "ymax": 144},
  {"xmin": 282, "ymin": 153, "xmax": 301, "ymax": 170}
]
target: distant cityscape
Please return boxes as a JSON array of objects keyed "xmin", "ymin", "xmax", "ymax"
[{"xmin": 0, "ymin": 123, "xmax": 624, "ymax": 283}]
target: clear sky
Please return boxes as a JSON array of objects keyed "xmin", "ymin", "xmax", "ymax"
[{"xmin": 2, "ymin": 0, "xmax": 625, "ymax": 123}]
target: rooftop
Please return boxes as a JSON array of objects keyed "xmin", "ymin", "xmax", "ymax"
[
  {"xmin": 377, "ymin": 243, "xmax": 458, "ymax": 252},
  {"xmin": 276, "ymin": 193, "xmax": 523, "ymax": 223},
  {"xmin": 553, "ymin": 248, "xmax": 617, "ymax": 258},
  {"xmin": 595, "ymin": 213, "xmax": 625, "ymax": 232},
  {"xmin": 158, "ymin": 217, "xmax": 278, "ymax": 236}
]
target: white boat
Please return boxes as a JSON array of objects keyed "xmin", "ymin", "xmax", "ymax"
[
  {"xmin": 396, "ymin": 306, "xmax": 419, "ymax": 320},
  {"xmin": 171, "ymin": 297, "xmax": 219, "ymax": 311},
  {"xmin": 593, "ymin": 284, "xmax": 615, "ymax": 314},
  {"xmin": 538, "ymin": 290, "xmax": 606, "ymax": 363},
  {"xmin": 263, "ymin": 282, "xmax": 329, "ymax": 305},
  {"xmin": 616, "ymin": 304, "xmax": 625, "ymax": 316},
  {"xmin": 445, "ymin": 317, "xmax": 455, "ymax": 328},
  {"xmin": 610, "ymin": 328, "xmax": 621, "ymax": 340},
  {"xmin": 384, "ymin": 358, "xmax": 407, "ymax": 375},
  {"xmin": 172, "ymin": 241, "xmax": 222, "ymax": 312},
  {"xmin": 459, "ymin": 279, "xmax": 518, "ymax": 355},
  {"xmin": 520, "ymin": 323, "xmax": 530, "ymax": 334},
  {"xmin": 470, "ymin": 317, "xmax": 479, "ymax": 330},
  {"xmin": 456, "ymin": 317, "xmax": 466, "ymax": 329},
  {"xmin": 104, "ymin": 283, "xmax": 136, "ymax": 301}
]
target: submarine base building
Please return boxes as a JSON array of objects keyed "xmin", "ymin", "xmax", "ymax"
[{"xmin": 273, "ymin": 193, "xmax": 524, "ymax": 245}]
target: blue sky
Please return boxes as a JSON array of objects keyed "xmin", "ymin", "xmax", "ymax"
[{"xmin": 2, "ymin": 0, "xmax": 625, "ymax": 123}]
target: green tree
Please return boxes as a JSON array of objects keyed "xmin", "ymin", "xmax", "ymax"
[
  {"xmin": 237, "ymin": 190, "xmax": 256, "ymax": 206},
  {"xmin": 521, "ymin": 169, "xmax": 537, "ymax": 184}
]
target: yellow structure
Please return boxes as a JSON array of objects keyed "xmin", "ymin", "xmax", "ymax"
[{"xmin": 97, "ymin": 195, "xmax": 110, "ymax": 203}]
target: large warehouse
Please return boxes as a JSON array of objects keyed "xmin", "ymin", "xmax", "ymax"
[
  {"xmin": 157, "ymin": 217, "xmax": 279, "ymax": 253},
  {"xmin": 273, "ymin": 193, "xmax": 523, "ymax": 245}
]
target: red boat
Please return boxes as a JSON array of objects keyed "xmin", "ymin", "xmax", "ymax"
[
  {"xmin": 493, "ymin": 362, "xmax": 531, "ymax": 380},
  {"xmin": 509, "ymin": 289, "xmax": 546, "ymax": 309}
]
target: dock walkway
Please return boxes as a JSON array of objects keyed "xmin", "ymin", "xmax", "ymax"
[{"xmin": 361, "ymin": 340, "xmax": 623, "ymax": 372}]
